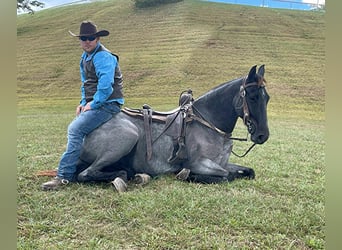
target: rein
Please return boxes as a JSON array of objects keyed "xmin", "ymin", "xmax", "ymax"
[
  {"xmin": 152, "ymin": 108, "xmax": 182, "ymax": 144},
  {"xmin": 191, "ymin": 104, "xmax": 257, "ymax": 158},
  {"xmin": 188, "ymin": 105, "xmax": 231, "ymax": 138},
  {"xmin": 231, "ymin": 142, "xmax": 256, "ymax": 158}
]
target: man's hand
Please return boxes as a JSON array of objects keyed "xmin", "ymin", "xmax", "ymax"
[
  {"xmin": 76, "ymin": 105, "xmax": 83, "ymax": 116},
  {"xmin": 82, "ymin": 102, "xmax": 92, "ymax": 112},
  {"xmin": 76, "ymin": 103, "xmax": 92, "ymax": 116}
]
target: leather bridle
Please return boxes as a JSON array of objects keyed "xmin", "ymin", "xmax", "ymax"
[
  {"xmin": 239, "ymin": 76, "xmax": 266, "ymax": 129},
  {"xmin": 231, "ymin": 76, "xmax": 266, "ymax": 158}
]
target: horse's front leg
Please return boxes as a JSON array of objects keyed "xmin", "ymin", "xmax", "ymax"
[
  {"xmin": 182, "ymin": 158, "xmax": 235, "ymax": 184},
  {"xmin": 225, "ymin": 163, "xmax": 255, "ymax": 180},
  {"xmin": 178, "ymin": 159, "xmax": 255, "ymax": 183}
]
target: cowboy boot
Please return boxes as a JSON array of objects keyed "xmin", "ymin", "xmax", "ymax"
[{"xmin": 41, "ymin": 177, "xmax": 69, "ymax": 191}]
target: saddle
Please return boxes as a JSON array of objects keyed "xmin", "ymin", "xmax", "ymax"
[
  {"xmin": 122, "ymin": 90, "xmax": 194, "ymax": 164},
  {"xmin": 122, "ymin": 105, "xmax": 180, "ymax": 123}
]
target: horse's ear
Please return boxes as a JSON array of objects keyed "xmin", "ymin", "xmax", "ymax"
[
  {"xmin": 257, "ymin": 65, "xmax": 265, "ymax": 77},
  {"xmin": 247, "ymin": 65, "xmax": 257, "ymax": 82}
]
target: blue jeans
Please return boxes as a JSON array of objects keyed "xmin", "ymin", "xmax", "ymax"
[{"xmin": 57, "ymin": 102, "xmax": 121, "ymax": 181}]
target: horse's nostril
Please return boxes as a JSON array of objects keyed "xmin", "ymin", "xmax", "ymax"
[
  {"xmin": 252, "ymin": 133, "xmax": 269, "ymax": 144},
  {"xmin": 247, "ymin": 121, "xmax": 256, "ymax": 134}
]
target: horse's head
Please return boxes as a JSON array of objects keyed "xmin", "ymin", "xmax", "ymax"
[{"xmin": 236, "ymin": 65, "xmax": 270, "ymax": 144}]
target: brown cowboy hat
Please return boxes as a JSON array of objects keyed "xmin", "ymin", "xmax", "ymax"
[{"xmin": 68, "ymin": 21, "xmax": 109, "ymax": 37}]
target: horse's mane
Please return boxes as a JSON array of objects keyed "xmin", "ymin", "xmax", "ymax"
[
  {"xmin": 194, "ymin": 71, "xmax": 266, "ymax": 103},
  {"xmin": 195, "ymin": 77, "xmax": 243, "ymax": 102}
]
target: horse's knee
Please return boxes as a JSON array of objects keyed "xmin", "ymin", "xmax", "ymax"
[
  {"xmin": 77, "ymin": 169, "xmax": 90, "ymax": 182},
  {"xmin": 77, "ymin": 168, "xmax": 98, "ymax": 182},
  {"xmin": 78, "ymin": 167, "xmax": 129, "ymax": 183}
]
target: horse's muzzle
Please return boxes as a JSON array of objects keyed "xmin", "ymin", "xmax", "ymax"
[
  {"xmin": 248, "ymin": 119, "xmax": 269, "ymax": 144},
  {"xmin": 252, "ymin": 132, "xmax": 269, "ymax": 144}
]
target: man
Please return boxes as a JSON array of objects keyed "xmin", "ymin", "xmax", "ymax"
[{"xmin": 42, "ymin": 21, "xmax": 124, "ymax": 190}]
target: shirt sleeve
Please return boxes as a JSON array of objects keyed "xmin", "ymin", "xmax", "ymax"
[{"xmin": 90, "ymin": 51, "xmax": 117, "ymax": 109}]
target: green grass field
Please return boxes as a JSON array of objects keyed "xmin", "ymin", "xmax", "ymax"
[{"xmin": 17, "ymin": 0, "xmax": 325, "ymax": 249}]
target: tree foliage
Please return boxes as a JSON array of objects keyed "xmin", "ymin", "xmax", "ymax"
[
  {"xmin": 132, "ymin": 0, "xmax": 183, "ymax": 8},
  {"xmin": 17, "ymin": 0, "xmax": 44, "ymax": 14}
]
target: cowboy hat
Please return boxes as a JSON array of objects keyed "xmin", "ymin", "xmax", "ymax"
[{"xmin": 68, "ymin": 21, "xmax": 109, "ymax": 37}]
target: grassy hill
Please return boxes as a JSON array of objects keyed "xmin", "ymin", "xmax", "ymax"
[
  {"xmin": 17, "ymin": 0, "xmax": 325, "ymax": 249},
  {"xmin": 17, "ymin": 0, "xmax": 324, "ymax": 117}
]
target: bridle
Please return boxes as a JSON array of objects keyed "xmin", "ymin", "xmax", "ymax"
[
  {"xmin": 231, "ymin": 75, "xmax": 266, "ymax": 157},
  {"xmin": 239, "ymin": 75, "xmax": 266, "ymax": 129}
]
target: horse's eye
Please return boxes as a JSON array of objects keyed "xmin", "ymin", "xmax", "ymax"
[
  {"xmin": 261, "ymin": 88, "xmax": 266, "ymax": 97},
  {"xmin": 261, "ymin": 88, "xmax": 270, "ymax": 102},
  {"xmin": 247, "ymin": 90, "xmax": 259, "ymax": 102},
  {"xmin": 250, "ymin": 95, "xmax": 258, "ymax": 102}
]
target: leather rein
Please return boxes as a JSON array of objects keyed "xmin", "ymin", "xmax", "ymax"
[{"xmin": 190, "ymin": 103, "xmax": 255, "ymax": 158}]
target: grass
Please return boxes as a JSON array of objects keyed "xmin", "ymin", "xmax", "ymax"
[{"xmin": 17, "ymin": 0, "xmax": 325, "ymax": 249}]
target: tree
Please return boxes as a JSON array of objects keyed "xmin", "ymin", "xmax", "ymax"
[{"xmin": 17, "ymin": 0, "xmax": 44, "ymax": 14}]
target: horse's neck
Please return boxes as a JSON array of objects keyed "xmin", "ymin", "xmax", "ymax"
[{"xmin": 193, "ymin": 81, "xmax": 240, "ymax": 133}]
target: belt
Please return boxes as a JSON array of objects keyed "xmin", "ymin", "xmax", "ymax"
[{"xmin": 108, "ymin": 101, "xmax": 122, "ymax": 108}]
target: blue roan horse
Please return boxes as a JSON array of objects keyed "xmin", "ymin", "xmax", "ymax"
[{"xmin": 75, "ymin": 65, "xmax": 270, "ymax": 191}]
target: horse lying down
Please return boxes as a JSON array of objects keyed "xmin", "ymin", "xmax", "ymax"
[{"xmin": 75, "ymin": 65, "xmax": 270, "ymax": 192}]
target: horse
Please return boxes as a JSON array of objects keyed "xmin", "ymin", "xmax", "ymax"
[{"xmin": 75, "ymin": 65, "xmax": 270, "ymax": 191}]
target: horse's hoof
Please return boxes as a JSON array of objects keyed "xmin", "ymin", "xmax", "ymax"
[
  {"xmin": 238, "ymin": 168, "xmax": 255, "ymax": 179},
  {"xmin": 176, "ymin": 168, "xmax": 190, "ymax": 181},
  {"xmin": 134, "ymin": 173, "xmax": 151, "ymax": 185},
  {"xmin": 111, "ymin": 177, "xmax": 127, "ymax": 193}
]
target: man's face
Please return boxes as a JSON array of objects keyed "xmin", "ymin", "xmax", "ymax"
[{"xmin": 79, "ymin": 36, "xmax": 99, "ymax": 54}]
